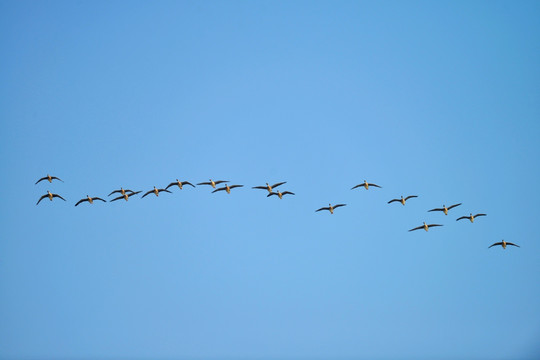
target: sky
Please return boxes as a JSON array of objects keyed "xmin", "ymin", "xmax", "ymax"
[{"xmin": 1, "ymin": 1, "xmax": 540, "ymax": 359}]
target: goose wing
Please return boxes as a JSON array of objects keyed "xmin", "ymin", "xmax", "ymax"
[
  {"xmin": 506, "ymin": 242, "xmax": 520, "ymax": 247},
  {"xmin": 214, "ymin": 180, "xmax": 229, "ymax": 185},
  {"xmin": 488, "ymin": 242, "xmax": 503, "ymax": 248},
  {"xmin": 474, "ymin": 213, "xmax": 487, "ymax": 217},
  {"xmin": 52, "ymin": 194, "xmax": 66, "ymax": 201},
  {"xmin": 404, "ymin": 195, "xmax": 418, "ymax": 200},
  {"xmin": 129, "ymin": 191, "xmax": 141, "ymax": 197},
  {"xmin": 94, "ymin": 197, "xmax": 106, "ymax": 202},
  {"xmin": 182, "ymin": 181, "xmax": 195, "ymax": 187},
  {"xmin": 351, "ymin": 184, "xmax": 362, "ymax": 190},
  {"xmin": 165, "ymin": 182, "xmax": 177, "ymax": 190},
  {"xmin": 74, "ymin": 198, "xmax": 88, "ymax": 206},
  {"xmin": 408, "ymin": 225, "xmax": 424, "ymax": 232},
  {"xmin": 333, "ymin": 204, "xmax": 347, "ymax": 209},
  {"xmin": 228, "ymin": 185, "xmax": 243, "ymax": 190},
  {"xmin": 316, "ymin": 207, "xmax": 330, "ymax": 212},
  {"xmin": 51, "ymin": 176, "xmax": 64, "ymax": 182},
  {"xmin": 428, "ymin": 207, "xmax": 443, "ymax": 212},
  {"xmin": 110, "ymin": 195, "xmax": 124, "ymax": 202},
  {"xmin": 252, "ymin": 186, "xmax": 268, "ymax": 190},
  {"xmin": 141, "ymin": 190, "xmax": 153, "ymax": 198},
  {"xmin": 427, "ymin": 224, "xmax": 443, "ymax": 228},
  {"xmin": 212, "ymin": 187, "xmax": 226, "ymax": 193},
  {"xmin": 368, "ymin": 183, "xmax": 381, "ymax": 188},
  {"xmin": 267, "ymin": 192, "xmax": 278, "ymax": 197},
  {"xmin": 158, "ymin": 188, "xmax": 172, "ymax": 193},
  {"xmin": 456, "ymin": 216, "xmax": 468, "ymax": 221},
  {"xmin": 271, "ymin": 182, "xmax": 286, "ymax": 188},
  {"xmin": 108, "ymin": 189, "xmax": 121, "ymax": 196},
  {"xmin": 448, "ymin": 203, "xmax": 462, "ymax": 210},
  {"xmin": 36, "ymin": 194, "xmax": 48, "ymax": 205},
  {"xmin": 388, "ymin": 199, "xmax": 399, "ymax": 204},
  {"xmin": 35, "ymin": 176, "xmax": 48, "ymax": 185},
  {"xmin": 282, "ymin": 191, "xmax": 295, "ymax": 196},
  {"xmin": 197, "ymin": 182, "xmax": 211, "ymax": 186}
]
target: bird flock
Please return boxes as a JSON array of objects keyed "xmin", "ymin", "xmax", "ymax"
[{"xmin": 34, "ymin": 174, "xmax": 519, "ymax": 250}]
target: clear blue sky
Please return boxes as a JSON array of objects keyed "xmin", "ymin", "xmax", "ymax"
[{"xmin": 1, "ymin": 1, "xmax": 539, "ymax": 359}]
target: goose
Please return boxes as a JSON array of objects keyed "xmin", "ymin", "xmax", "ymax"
[
  {"xmin": 75, "ymin": 195, "xmax": 106, "ymax": 206},
  {"xmin": 197, "ymin": 179, "xmax": 229, "ymax": 189},
  {"xmin": 108, "ymin": 187, "xmax": 136, "ymax": 197},
  {"xmin": 267, "ymin": 190, "xmax": 295, "ymax": 199},
  {"xmin": 142, "ymin": 186, "xmax": 172, "ymax": 198},
  {"xmin": 428, "ymin": 203, "xmax": 462, "ymax": 215},
  {"xmin": 36, "ymin": 191, "xmax": 66, "ymax": 205},
  {"xmin": 35, "ymin": 174, "xmax": 63, "ymax": 184},
  {"xmin": 165, "ymin": 179, "xmax": 195, "ymax": 190},
  {"xmin": 488, "ymin": 240, "xmax": 520, "ymax": 249},
  {"xmin": 316, "ymin": 203, "xmax": 346, "ymax": 214},
  {"xmin": 110, "ymin": 191, "xmax": 141, "ymax": 202},
  {"xmin": 408, "ymin": 222, "xmax": 443, "ymax": 232},
  {"xmin": 212, "ymin": 184, "xmax": 243, "ymax": 194},
  {"xmin": 252, "ymin": 182, "xmax": 287, "ymax": 194},
  {"xmin": 388, "ymin": 195, "xmax": 418, "ymax": 205},
  {"xmin": 351, "ymin": 180, "xmax": 381, "ymax": 190},
  {"xmin": 456, "ymin": 213, "xmax": 487, "ymax": 223}
]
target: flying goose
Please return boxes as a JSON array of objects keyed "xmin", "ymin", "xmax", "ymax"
[
  {"xmin": 197, "ymin": 179, "xmax": 229, "ymax": 188},
  {"xmin": 110, "ymin": 191, "xmax": 142, "ymax": 202},
  {"xmin": 351, "ymin": 180, "xmax": 381, "ymax": 190},
  {"xmin": 316, "ymin": 203, "xmax": 346, "ymax": 214},
  {"xmin": 488, "ymin": 240, "xmax": 519, "ymax": 249},
  {"xmin": 252, "ymin": 182, "xmax": 287, "ymax": 194},
  {"xmin": 108, "ymin": 188, "xmax": 136, "ymax": 197},
  {"xmin": 35, "ymin": 174, "xmax": 63, "ymax": 184},
  {"xmin": 408, "ymin": 222, "xmax": 443, "ymax": 232},
  {"xmin": 456, "ymin": 213, "xmax": 487, "ymax": 223},
  {"xmin": 212, "ymin": 184, "xmax": 243, "ymax": 194},
  {"xmin": 388, "ymin": 195, "xmax": 418, "ymax": 205},
  {"xmin": 36, "ymin": 191, "xmax": 66, "ymax": 205},
  {"xmin": 165, "ymin": 179, "xmax": 195, "ymax": 190},
  {"xmin": 267, "ymin": 190, "xmax": 295, "ymax": 199},
  {"xmin": 142, "ymin": 186, "xmax": 172, "ymax": 198},
  {"xmin": 75, "ymin": 195, "xmax": 106, "ymax": 206},
  {"xmin": 428, "ymin": 203, "xmax": 462, "ymax": 215}
]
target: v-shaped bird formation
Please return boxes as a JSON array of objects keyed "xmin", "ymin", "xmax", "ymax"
[{"xmin": 34, "ymin": 174, "xmax": 517, "ymax": 250}]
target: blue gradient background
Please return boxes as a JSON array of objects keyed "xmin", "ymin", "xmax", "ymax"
[{"xmin": 1, "ymin": 1, "xmax": 539, "ymax": 359}]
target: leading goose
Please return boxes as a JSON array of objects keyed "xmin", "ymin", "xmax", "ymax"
[
  {"xmin": 351, "ymin": 180, "xmax": 382, "ymax": 190},
  {"xmin": 388, "ymin": 195, "xmax": 418, "ymax": 205},
  {"xmin": 35, "ymin": 174, "xmax": 63, "ymax": 184},
  {"xmin": 75, "ymin": 195, "xmax": 106, "ymax": 206},
  {"xmin": 428, "ymin": 203, "xmax": 462, "ymax": 215},
  {"xmin": 316, "ymin": 203, "xmax": 346, "ymax": 214},
  {"xmin": 456, "ymin": 213, "xmax": 487, "ymax": 223},
  {"xmin": 488, "ymin": 240, "xmax": 519, "ymax": 249},
  {"xmin": 36, "ymin": 191, "xmax": 66, "ymax": 205},
  {"xmin": 408, "ymin": 222, "xmax": 443, "ymax": 232}
]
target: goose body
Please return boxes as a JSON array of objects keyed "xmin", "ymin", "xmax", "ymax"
[
  {"xmin": 428, "ymin": 203, "xmax": 461, "ymax": 215},
  {"xmin": 75, "ymin": 195, "xmax": 106, "ymax": 206},
  {"xmin": 489, "ymin": 240, "xmax": 519, "ymax": 249},
  {"xmin": 456, "ymin": 213, "xmax": 486, "ymax": 223},
  {"xmin": 165, "ymin": 179, "xmax": 195, "ymax": 190},
  {"xmin": 388, "ymin": 195, "xmax": 418, "ymax": 205},
  {"xmin": 409, "ymin": 222, "xmax": 443, "ymax": 232},
  {"xmin": 35, "ymin": 174, "xmax": 63, "ymax": 184},
  {"xmin": 316, "ymin": 203, "xmax": 346, "ymax": 214},
  {"xmin": 253, "ymin": 182, "xmax": 286, "ymax": 194},
  {"xmin": 267, "ymin": 190, "xmax": 295, "ymax": 199},
  {"xmin": 36, "ymin": 191, "xmax": 66, "ymax": 205},
  {"xmin": 142, "ymin": 186, "xmax": 172, "ymax": 198},
  {"xmin": 212, "ymin": 184, "xmax": 243, "ymax": 194},
  {"xmin": 111, "ymin": 191, "xmax": 141, "ymax": 202},
  {"xmin": 197, "ymin": 179, "xmax": 229, "ymax": 189},
  {"xmin": 351, "ymin": 180, "xmax": 381, "ymax": 190}
]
